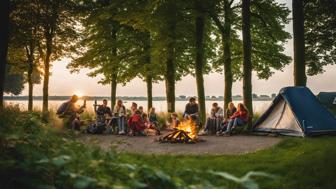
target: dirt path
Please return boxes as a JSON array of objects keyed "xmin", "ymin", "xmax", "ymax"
[{"xmin": 78, "ymin": 131, "xmax": 282, "ymax": 155}]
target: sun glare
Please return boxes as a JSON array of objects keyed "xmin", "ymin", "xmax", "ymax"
[{"xmin": 73, "ymin": 90, "xmax": 84, "ymax": 98}]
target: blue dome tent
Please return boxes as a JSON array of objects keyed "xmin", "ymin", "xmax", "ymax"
[{"xmin": 253, "ymin": 87, "xmax": 336, "ymax": 137}]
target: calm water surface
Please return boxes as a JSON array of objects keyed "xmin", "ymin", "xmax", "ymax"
[{"xmin": 6, "ymin": 100, "xmax": 272, "ymax": 114}]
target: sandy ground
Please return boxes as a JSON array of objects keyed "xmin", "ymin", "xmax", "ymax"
[{"xmin": 78, "ymin": 130, "xmax": 282, "ymax": 155}]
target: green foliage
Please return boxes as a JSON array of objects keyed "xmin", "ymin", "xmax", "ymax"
[
  {"xmin": 4, "ymin": 64, "xmax": 24, "ymax": 95},
  {"xmin": 7, "ymin": 0, "xmax": 43, "ymax": 85},
  {"xmin": 304, "ymin": 0, "xmax": 336, "ymax": 75},
  {"xmin": 0, "ymin": 108, "xmax": 275, "ymax": 189},
  {"xmin": 205, "ymin": 0, "xmax": 291, "ymax": 80},
  {"xmin": 68, "ymin": 1, "xmax": 147, "ymax": 86},
  {"xmin": 250, "ymin": 0, "xmax": 292, "ymax": 79},
  {"xmin": 120, "ymin": 137, "xmax": 336, "ymax": 189}
]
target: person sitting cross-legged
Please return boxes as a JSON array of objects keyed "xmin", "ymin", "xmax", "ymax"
[{"xmin": 219, "ymin": 103, "xmax": 249, "ymax": 136}]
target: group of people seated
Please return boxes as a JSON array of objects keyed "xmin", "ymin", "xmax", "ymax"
[
  {"xmin": 57, "ymin": 95, "xmax": 249, "ymax": 136},
  {"xmin": 127, "ymin": 102, "xmax": 161, "ymax": 136},
  {"xmin": 199, "ymin": 102, "xmax": 249, "ymax": 136},
  {"xmin": 56, "ymin": 95, "xmax": 161, "ymax": 135}
]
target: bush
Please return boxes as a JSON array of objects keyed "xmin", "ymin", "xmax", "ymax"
[{"xmin": 0, "ymin": 107, "xmax": 274, "ymax": 189}]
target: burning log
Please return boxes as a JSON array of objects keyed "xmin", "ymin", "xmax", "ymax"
[{"xmin": 159, "ymin": 119, "xmax": 200, "ymax": 144}]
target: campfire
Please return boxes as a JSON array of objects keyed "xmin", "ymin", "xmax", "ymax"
[{"xmin": 159, "ymin": 119, "xmax": 199, "ymax": 143}]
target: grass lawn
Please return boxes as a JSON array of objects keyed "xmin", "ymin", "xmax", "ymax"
[
  {"xmin": 118, "ymin": 137, "xmax": 336, "ymax": 189},
  {"xmin": 1, "ymin": 107, "xmax": 336, "ymax": 189}
]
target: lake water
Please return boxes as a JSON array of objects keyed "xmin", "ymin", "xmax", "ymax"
[{"xmin": 6, "ymin": 100, "xmax": 272, "ymax": 114}]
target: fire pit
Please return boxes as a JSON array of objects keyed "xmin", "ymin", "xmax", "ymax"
[{"xmin": 159, "ymin": 119, "xmax": 202, "ymax": 144}]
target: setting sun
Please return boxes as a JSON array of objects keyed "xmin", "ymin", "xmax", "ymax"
[{"xmin": 73, "ymin": 90, "xmax": 84, "ymax": 98}]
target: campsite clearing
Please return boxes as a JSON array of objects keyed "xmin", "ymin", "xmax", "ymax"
[{"xmin": 79, "ymin": 131, "xmax": 282, "ymax": 155}]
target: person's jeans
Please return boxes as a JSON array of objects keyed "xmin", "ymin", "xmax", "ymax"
[
  {"xmin": 117, "ymin": 116, "xmax": 126, "ymax": 132},
  {"xmin": 225, "ymin": 118, "xmax": 246, "ymax": 133},
  {"xmin": 204, "ymin": 117, "xmax": 222, "ymax": 134}
]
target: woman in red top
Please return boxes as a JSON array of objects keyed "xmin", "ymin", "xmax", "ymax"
[
  {"xmin": 128, "ymin": 110, "xmax": 146, "ymax": 136},
  {"xmin": 222, "ymin": 103, "xmax": 249, "ymax": 135}
]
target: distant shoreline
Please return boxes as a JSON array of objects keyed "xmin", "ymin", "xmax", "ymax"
[{"xmin": 4, "ymin": 96, "xmax": 273, "ymax": 101}]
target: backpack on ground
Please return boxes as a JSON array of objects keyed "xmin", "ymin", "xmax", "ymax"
[
  {"xmin": 57, "ymin": 101, "xmax": 69, "ymax": 116},
  {"xmin": 86, "ymin": 122, "xmax": 106, "ymax": 134}
]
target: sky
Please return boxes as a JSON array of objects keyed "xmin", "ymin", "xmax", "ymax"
[{"xmin": 21, "ymin": 0, "xmax": 336, "ymax": 97}]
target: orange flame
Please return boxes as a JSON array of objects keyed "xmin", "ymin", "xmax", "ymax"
[{"xmin": 177, "ymin": 119, "xmax": 198, "ymax": 139}]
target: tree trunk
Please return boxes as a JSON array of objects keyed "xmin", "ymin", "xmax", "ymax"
[
  {"xmin": 195, "ymin": 0, "xmax": 206, "ymax": 125},
  {"xmin": 223, "ymin": 0, "xmax": 233, "ymax": 113},
  {"xmin": 146, "ymin": 76, "xmax": 153, "ymax": 111},
  {"xmin": 28, "ymin": 71, "xmax": 33, "ymax": 111},
  {"xmin": 27, "ymin": 46, "xmax": 34, "ymax": 112},
  {"xmin": 165, "ymin": 50, "xmax": 176, "ymax": 113},
  {"xmin": 110, "ymin": 75, "xmax": 117, "ymax": 109},
  {"xmin": 242, "ymin": 0, "xmax": 253, "ymax": 128},
  {"xmin": 0, "ymin": 0, "xmax": 10, "ymax": 110},
  {"xmin": 293, "ymin": 0, "xmax": 306, "ymax": 86},
  {"xmin": 42, "ymin": 34, "xmax": 52, "ymax": 116},
  {"xmin": 144, "ymin": 32, "xmax": 153, "ymax": 111},
  {"xmin": 110, "ymin": 25, "xmax": 118, "ymax": 109},
  {"xmin": 165, "ymin": 6, "xmax": 177, "ymax": 113}
]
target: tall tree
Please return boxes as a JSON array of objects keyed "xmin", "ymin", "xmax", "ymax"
[
  {"xmin": 0, "ymin": 0, "xmax": 11, "ymax": 110},
  {"xmin": 292, "ymin": 0, "xmax": 306, "ymax": 86},
  {"xmin": 101, "ymin": 0, "xmax": 208, "ymax": 113},
  {"xmin": 206, "ymin": 0, "xmax": 241, "ymax": 112},
  {"xmin": 194, "ymin": 0, "xmax": 206, "ymax": 124},
  {"xmin": 208, "ymin": 0, "xmax": 290, "ymax": 114},
  {"xmin": 163, "ymin": 1, "xmax": 177, "ymax": 113},
  {"xmin": 144, "ymin": 32, "xmax": 153, "ymax": 110},
  {"xmin": 250, "ymin": 0, "xmax": 291, "ymax": 79},
  {"xmin": 68, "ymin": 2, "xmax": 145, "ymax": 108},
  {"xmin": 126, "ymin": 31, "xmax": 162, "ymax": 111},
  {"xmin": 35, "ymin": 0, "xmax": 78, "ymax": 116},
  {"xmin": 9, "ymin": 0, "xmax": 43, "ymax": 111},
  {"xmin": 242, "ymin": 0, "xmax": 253, "ymax": 127},
  {"xmin": 304, "ymin": 0, "xmax": 336, "ymax": 75}
]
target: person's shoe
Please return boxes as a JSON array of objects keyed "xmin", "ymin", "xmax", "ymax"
[
  {"xmin": 198, "ymin": 130, "xmax": 208, "ymax": 136},
  {"xmin": 216, "ymin": 131, "xmax": 223, "ymax": 136},
  {"xmin": 119, "ymin": 131, "xmax": 126, "ymax": 135}
]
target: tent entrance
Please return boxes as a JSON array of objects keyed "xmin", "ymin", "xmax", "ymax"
[{"xmin": 255, "ymin": 98, "xmax": 302, "ymax": 135}]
